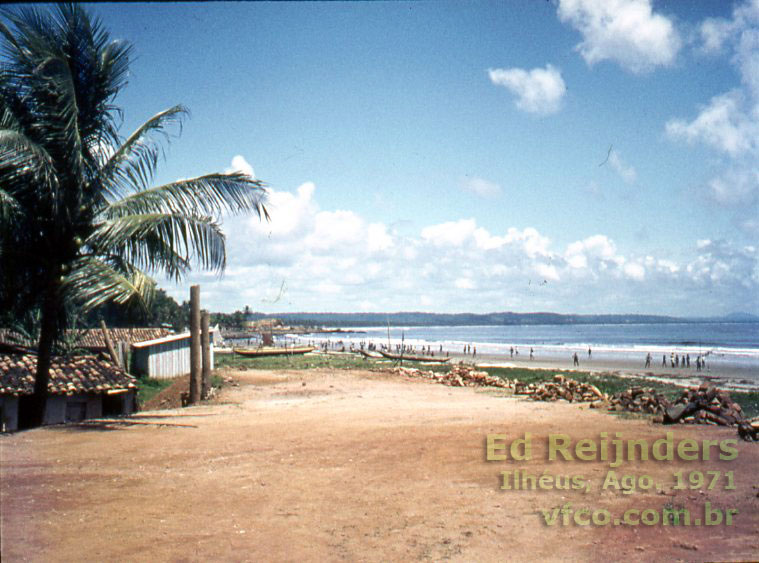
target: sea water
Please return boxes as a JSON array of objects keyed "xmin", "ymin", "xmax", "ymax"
[{"xmin": 289, "ymin": 322, "xmax": 759, "ymax": 378}]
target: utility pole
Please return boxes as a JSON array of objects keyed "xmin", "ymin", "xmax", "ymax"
[
  {"xmin": 201, "ymin": 310, "xmax": 211, "ymax": 399},
  {"xmin": 189, "ymin": 285, "xmax": 201, "ymax": 404}
]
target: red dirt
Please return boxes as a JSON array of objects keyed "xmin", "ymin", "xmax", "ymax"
[{"xmin": 2, "ymin": 368, "xmax": 758, "ymax": 561}]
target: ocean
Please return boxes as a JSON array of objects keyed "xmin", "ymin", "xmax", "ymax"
[{"xmin": 287, "ymin": 322, "xmax": 759, "ymax": 375}]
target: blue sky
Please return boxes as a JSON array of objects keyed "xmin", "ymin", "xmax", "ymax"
[{"xmin": 82, "ymin": 1, "xmax": 758, "ymax": 316}]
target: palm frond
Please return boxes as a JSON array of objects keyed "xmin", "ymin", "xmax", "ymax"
[
  {"xmin": 88, "ymin": 212, "xmax": 228, "ymax": 274},
  {"xmin": 98, "ymin": 105, "xmax": 188, "ymax": 201},
  {"xmin": 0, "ymin": 128, "xmax": 59, "ymax": 193},
  {"xmin": 0, "ymin": 187, "xmax": 20, "ymax": 223},
  {"xmin": 105, "ymin": 171, "xmax": 269, "ymax": 219},
  {"xmin": 63, "ymin": 255, "xmax": 156, "ymax": 312}
]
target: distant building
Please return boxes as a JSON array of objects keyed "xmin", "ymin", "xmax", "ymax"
[
  {"xmin": 242, "ymin": 317, "xmax": 283, "ymax": 331},
  {"xmin": 0, "ymin": 353, "xmax": 137, "ymax": 432},
  {"xmin": 130, "ymin": 328, "xmax": 219, "ymax": 380}
]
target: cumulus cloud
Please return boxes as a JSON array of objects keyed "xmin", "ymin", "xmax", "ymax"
[
  {"xmin": 665, "ymin": 91, "xmax": 758, "ymax": 156},
  {"xmin": 461, "ymin": 176, "xmax": 502, "ymax": 198},
  {"xmin": 667, "ymin": 1, "xmax": 759, "ymax": 223},
  {"xmin": 227, "ymin": 154, "xmax": 256, "ymax": 178},
  {"xmin": 162, "ymin": 158, "xmax": 758, "ymax": 315},
  {"xmin": 557, "ymin": 0, "xmax": 681, "ymax": 73},
  {"xmin": 488, "ymin": 64, "xmax": 566, "ymax": 115},
  {"xmin": 699, "ymin": 1, "xmax": 759, "ymax": 97}
]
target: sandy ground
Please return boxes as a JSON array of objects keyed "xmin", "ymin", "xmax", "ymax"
[{"xmin": 2, "ymin": 368, "xmax": 758, "ymax": 562}]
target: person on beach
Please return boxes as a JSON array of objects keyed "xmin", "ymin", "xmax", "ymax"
[
  {"xmin": 588, "ymin": 347, "xmax": 592, "ymax": 359},
  {"xmin": 530, "ymin": 347, "xmax": 534, "ymax": 360},
  {"xmin": 473, "ymin": 346, "xmax": 476, "ymax": 357},
  {"xmin": 645, "ymin": 353, "xmax": 651, "ymax": 368},
  {"xmin": 573, "ymin": 352, "xmax": 579, "ymax": 367},
  {"xmin": 510, "ymin": 347, "xmax": 514, "ymax": 358},
  {"xmin": 662, "ymin": 354, "xmax": 667, "ymax": 367},
  {"xmin": 686, "ymin": 354, "xmax": 690, "ymax": 368}
]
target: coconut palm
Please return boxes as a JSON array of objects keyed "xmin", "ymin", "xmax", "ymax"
[{"xmin": 0, "ymin": 5, "xmax": 268, "ymax": 425}]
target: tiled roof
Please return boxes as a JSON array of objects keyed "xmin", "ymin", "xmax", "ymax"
[
  {"xmin": 0, "ymin": 327, "xmax": 171, "ymax": 350},
  {"xmin": 0, "ymin": 354, "xmax": 137, "ymax": 397},
  {"xmin": 71, "ymin": 328, "xmax": 172, "ymax": 349}
]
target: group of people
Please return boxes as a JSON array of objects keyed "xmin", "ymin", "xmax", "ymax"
[{"xmin": 643, "ymin": 352, "xmax": 708, "ymax": 371}]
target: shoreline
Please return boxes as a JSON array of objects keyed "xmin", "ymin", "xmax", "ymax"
[{"xmin": 447, "ymin": 351, "xmax": 759, "ymax": 391}]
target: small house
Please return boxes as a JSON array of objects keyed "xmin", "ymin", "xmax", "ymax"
[
  {"xmin": 0, "ymin": 353, "xmax": 137, "ymax": 432},
  {"xmin": 131, "ymin": 328, "xmax": 219, "ymax": 380}
]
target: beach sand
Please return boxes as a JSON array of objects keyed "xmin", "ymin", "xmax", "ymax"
[
  {"xmin": 2, "ymin": 367, "xmax": 757, "ymax": 561},
  {"xmin": 443, "ymin": 351, "xmax": 759, "ymax": 391}
]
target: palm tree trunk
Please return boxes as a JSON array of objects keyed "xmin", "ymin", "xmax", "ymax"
[{"xmin": 29, "ymin": 282, "xmax": 59, "ymax": 427}]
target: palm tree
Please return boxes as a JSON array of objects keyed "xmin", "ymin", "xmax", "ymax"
[{"xmin": 0, "ymin": 5, "xmax": 268, "ymax": 426}]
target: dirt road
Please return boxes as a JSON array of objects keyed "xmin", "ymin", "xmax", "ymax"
[{"xmin": 2, "ymin": 368, "xmax": 758, "ymax": 561}]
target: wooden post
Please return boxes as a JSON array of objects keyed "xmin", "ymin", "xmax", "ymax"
[
  {"xmin": 201, "ymin": 310, "xmax": 211, "ymax": 399},
  {"xmin": 100, "ymin": 321, "xmax": 121, "ymax": 367},
  {"xmin": 119, "ymin": 341, "xmax": 130, "ymax": 372},
  {"xmin": 189, "ymin": 285, "xmax": 201, "ymax": 404}
]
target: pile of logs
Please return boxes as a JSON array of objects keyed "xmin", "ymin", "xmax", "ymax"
[
  {"xmin": 662, "ymin": 384, "xmax": 758, "ymax": 440},
  {"xmin": 609, "ymin": 383, "xmax": 757, "ymax": 441},
  {"xmin": 393, "ymin": 365, "xmax": 512, "ymax": 389},
  {"xmin": 514, "ymin": 375, "xmax": 606, "ymax": 403},
  {"xmin": 608, "ymin": 387, "xmax": 671, "ymax": 415}
]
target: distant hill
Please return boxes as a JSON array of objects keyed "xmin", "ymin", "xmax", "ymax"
[
  {"xmin": 240, "ymin": 311, "xmax": 759, "ymax": 328},
  {"xmin": 719, "ymin": 312, "xmax": 759, "ymax": 322},
  {"xmin": 242, "ymin": 311, "xmax": 703, "ymax": 328}
]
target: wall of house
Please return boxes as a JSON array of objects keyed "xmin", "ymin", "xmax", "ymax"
[
  {"xmin": 2, "ymin": 391, "xmax": 135, "ymax": 432},
  {"xmin": 0, "ymin": 396, "xmax": 19, "ymax": 432},
  {"xmin": 133, "ymin": 334, "xmax": 215, "ymax": 380},
  {"xmin": 43, "ymin": 394, "xmax": 101, "ymax": 425}
]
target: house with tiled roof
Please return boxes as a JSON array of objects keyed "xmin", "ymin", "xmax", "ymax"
[
  {"xmin": 0, "ymin": 327, "xmax": 171, "ymax": 353},
  {"xmin": 73, "ymin": 327, "xmax": 172, "ymax": 351},
  {"xmin": 0, "ymin": 352, "xmax": 137, "ymax": 432}
]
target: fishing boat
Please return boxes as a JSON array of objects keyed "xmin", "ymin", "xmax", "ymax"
[
  {"xmin": 358, "ymin": 349, "xmax": 384, "ymax": 359},
  {"xmin": 377, "ymin": 350, "xmax": 451, "ymax": 363},
  {"xmin": 233, "ymin": 346, "xmax": 315, "ymax": 357}
]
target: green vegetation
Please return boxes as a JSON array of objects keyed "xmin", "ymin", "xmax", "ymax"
[
  {"xmin": 734, "ymin": 391, "xmax": 759, "ymax": 419},
  {"xmin": 136, "ymin": 377, "xmax": 174, "ymax": 406},
  {"xmin": 215, "ymin": 352, "xmax": 392, "ymax": 371},
  {"xmin": 0, "ymin": 5, "xmax": 268, "ymax": 425}
]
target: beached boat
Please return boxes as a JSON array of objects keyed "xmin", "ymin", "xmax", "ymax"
[
  {"xmin": 359, "ymin": 349, "xmax": 384, "ymax": 359},
  {"xmin": 377, "ymin": 350, "xmax": 450, "ymax": 363},
  {"xmin": 233, "ymin": 346, "xmax": 315, "ymax": 357}
]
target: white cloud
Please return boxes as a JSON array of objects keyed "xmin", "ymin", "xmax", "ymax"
[
  {"xmin": 699, "ymin": 1, "xmax": 759, "ymax": 97},
  {"xmin": 668, "ymin": 2, "xmax": 759, "ymax": 218},
  {"xmin": 227, "ymin": 154, "xmax": 256, "ymax": 178},
  {"xmin": 623, "ymin": 262, "xmax": 646, "ymax": 281},
  {"xmin": 461, "ymin": 176, "xmax": 502, "ymax": 198},
  {"xmin": 488, "ymin": 64, "xmax": 566, "ymax": 115},
  {"xmin": 454, "ymin": 278, "xmax": 475, "ymax": 290},
  {"xmin": 707, "ymin": 167, "xmax": 759, "ymax": 205},
  {"xmin": 557, "ymin": 0, "xmax": 681, "ymax": 73},
  {"xmin": 665, "ymin": 91, "xmax": 758, "ymax": 156},
  {"xmin": 607, "ymin": 150, "xmax": 637, "ymax": 183},
  {"xmin": 164, "ymin": 158, "xmax": 759, "ymax": 315}
]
